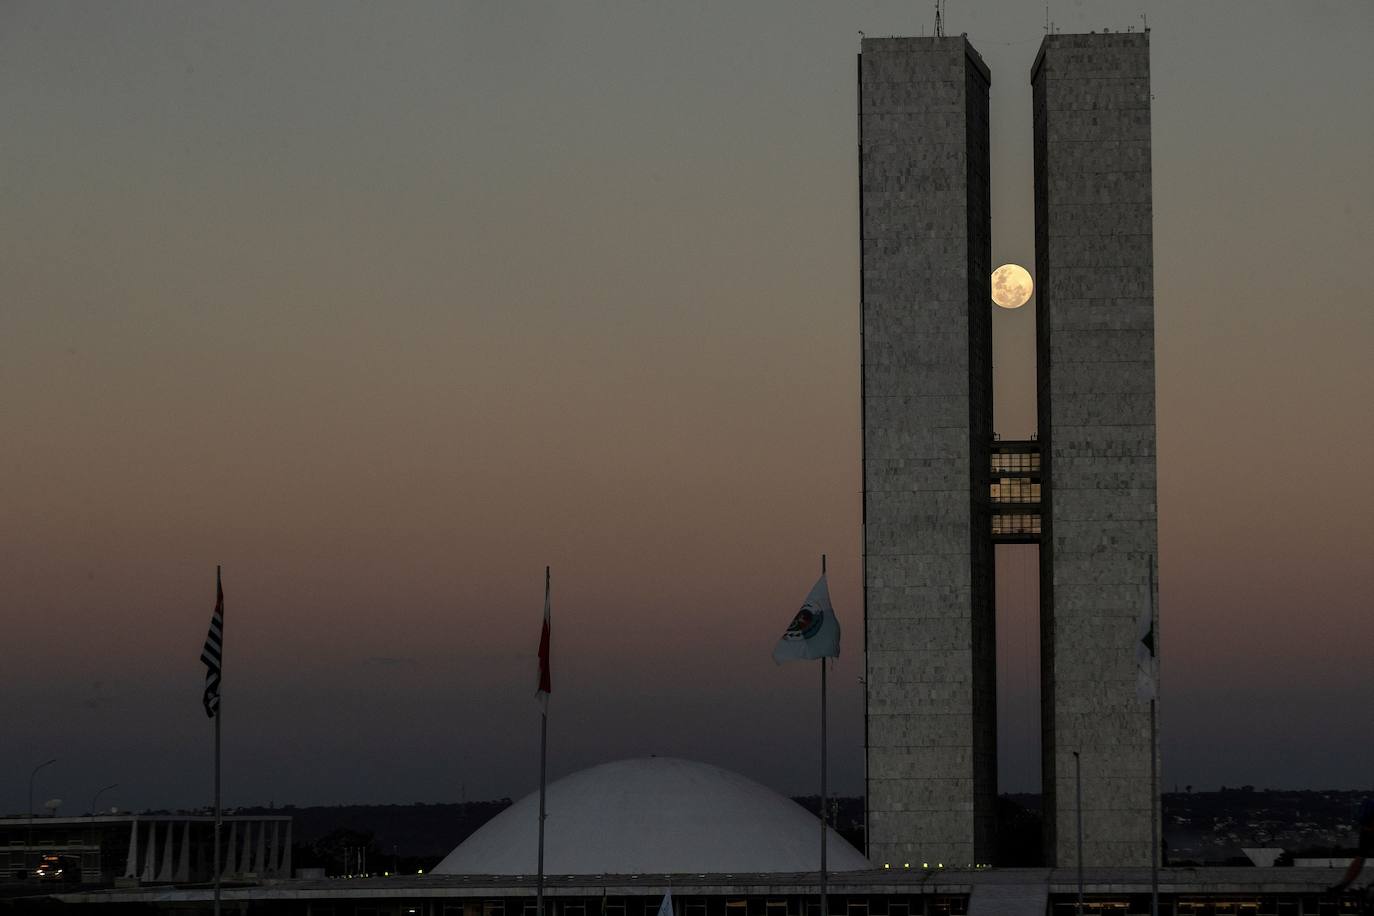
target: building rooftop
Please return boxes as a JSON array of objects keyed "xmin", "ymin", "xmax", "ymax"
[{"xmin": 433, "ymin": 758, "xmax": 871, "ymax": 877}]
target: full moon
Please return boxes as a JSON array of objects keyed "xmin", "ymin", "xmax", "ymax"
[{"xmin": 991, "ymin": 263, "xmax": 1033, "ymax": 309}]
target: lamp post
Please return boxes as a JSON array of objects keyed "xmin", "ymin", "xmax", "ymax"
[
  {"xmin": 27, "ymin": 758, "xmax": 57, "ymax": 876},
  {"xmin": 89, "ymin": 783, "xmax": 118, "ymax": 879},
  {"xmin": 90, "ymin": 784, "xmax": 118, "ymax": 818}
]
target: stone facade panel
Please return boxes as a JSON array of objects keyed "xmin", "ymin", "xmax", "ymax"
[
  {"xmin": 862, "ymin": 34, "xmax": 994, "ymax": 869},
  {"xmin": 1035, "ymin": 31, "xmax": 1157, "ymax": 869}
]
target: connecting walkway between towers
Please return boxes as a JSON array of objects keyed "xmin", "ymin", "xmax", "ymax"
[{"xmin": 990, "ymin": 438, "xmax": 1041, "ymax": 543}]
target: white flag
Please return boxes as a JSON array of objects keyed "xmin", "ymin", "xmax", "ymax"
[
  {"xmin": 773, "ymin": 574, "xmax": 841, "ymax": 663},
  {"xmin": 656, "ymin": 889, "xmax": 673, "ymax": 916},
  {"xmin": 1135, "ymin": 595, "xmax": 1157, "ymax": 701}
]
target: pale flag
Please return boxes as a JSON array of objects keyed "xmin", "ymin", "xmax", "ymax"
[
  {"xmin": 656, "ymin": 889, "xmax": 673, "ymax": 916},
  {"xmin": 773, "ymin": 574, "xmax": 841, "ymax": 663},
  {"xmin": 1135, "ymin": 595, "xmax": 1157, "ymax": 702}
]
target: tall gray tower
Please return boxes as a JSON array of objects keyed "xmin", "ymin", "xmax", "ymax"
[
  {"xmin": 1033, "ymin": 31, "xmax": 1157, "ymax": 867},
  {"xmin": 859, "ymin": 35, "xmax": 996, "ymax": 869},
  {"xmin": 860, "ymin": 31, "xmax": 1156, "ymax": 868}
]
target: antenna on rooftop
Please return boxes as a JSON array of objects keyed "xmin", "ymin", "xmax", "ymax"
[
  {"xmin": 1045, "ymin": 4, "xmax": 1050, "ymax": 33},
  {"xmin": 934, "ymin": 0, "xmax": 946, "ymax": 38},
  {"xmin": 1142, "ymin": 12, "xmax": 1149, "ymax": 32}
]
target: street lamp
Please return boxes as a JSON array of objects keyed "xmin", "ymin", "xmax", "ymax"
[
  {"xmin": 90, "ymin": 784, "xmax": 118, "ymax": 818},
  {"xmin": 27, "ymin": 758, "xmax": 57, "ymax": 876},
  {"xmin": 89, "ymin": 783, "xmax": 118, "ymax": 883}
]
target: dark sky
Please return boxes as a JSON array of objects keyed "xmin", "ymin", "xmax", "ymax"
[{"xmin": 3, "ymin": 1, "xmax": 1371, "ymax": 817}]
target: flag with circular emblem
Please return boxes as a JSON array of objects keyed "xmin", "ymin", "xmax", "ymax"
[{"xmin": 773, "ymin": 574, "xmax": 840, "ymax": 663}]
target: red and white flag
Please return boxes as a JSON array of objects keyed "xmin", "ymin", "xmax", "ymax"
[{"xmin": 536, "ymin": 567, "xmax": 551, "ymax": 709}]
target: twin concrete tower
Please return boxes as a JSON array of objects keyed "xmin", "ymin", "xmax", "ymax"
[{"xmin": 860, "ymin": 33, "xmax": 1158, "ymax": 867}]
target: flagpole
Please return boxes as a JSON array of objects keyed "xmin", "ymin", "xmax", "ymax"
[
  {"xmin": 537, "ymin": 709, "xmax": 547, "ymax": 915},
  {"xmin": 537, "ymin": 566, "xmax": 549, "ymax": 916},
  {"xmin": 819, "ymin": 554, "xmax": 828, "ymax": 916},
  {"xmin": 214, "ymin": 706, "xmax": 221, "ymax": 914},
  {"xmin": 1148, "ymin": 557, "xmax": 1159, "ymax": 916},
  {"xmin": 213, "ymin": 565, "xmax": 221, "ymax": 916},
  {"xmin": 1074, "ymin": 750, "xmax": 1083, "ymax": 915}
]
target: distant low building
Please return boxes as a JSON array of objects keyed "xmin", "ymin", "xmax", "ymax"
[
  {"xmin": 1241, "ymin": 848, "xmax": 1285, "ymax": 867},
  {"xmin": 0, "ymin": 812, "xmax": 291, "ymax": 886},
  {"xmin": 8, "ymin": 760, "xmax": 1359, "ymax": 913},
  {"xmin": 1293, "ymin": 858, "xmax": 1354, "ymax": 868}
]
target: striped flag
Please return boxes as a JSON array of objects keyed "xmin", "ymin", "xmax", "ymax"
[
  {"xmin": 200, "ymin": 568, "xmax": 224, "ymax": 717},
  {"xmin": 536, "ymin": 567, "xmax": 551, "ymax": 709}
]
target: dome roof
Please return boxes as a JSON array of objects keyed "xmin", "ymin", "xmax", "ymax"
[{"xmin": 432, "ymin": 757, "xmax": 871, "ymax": 875}]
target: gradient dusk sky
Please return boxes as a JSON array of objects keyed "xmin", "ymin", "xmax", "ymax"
[{"xmin": 3, "ymin": 1, "xmax": 1371, "ymax": 816}]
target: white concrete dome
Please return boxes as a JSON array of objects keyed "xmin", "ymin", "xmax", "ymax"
[{"xmin": 432, "ymin": 757, "xmax": 872, "ymax": 875}]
